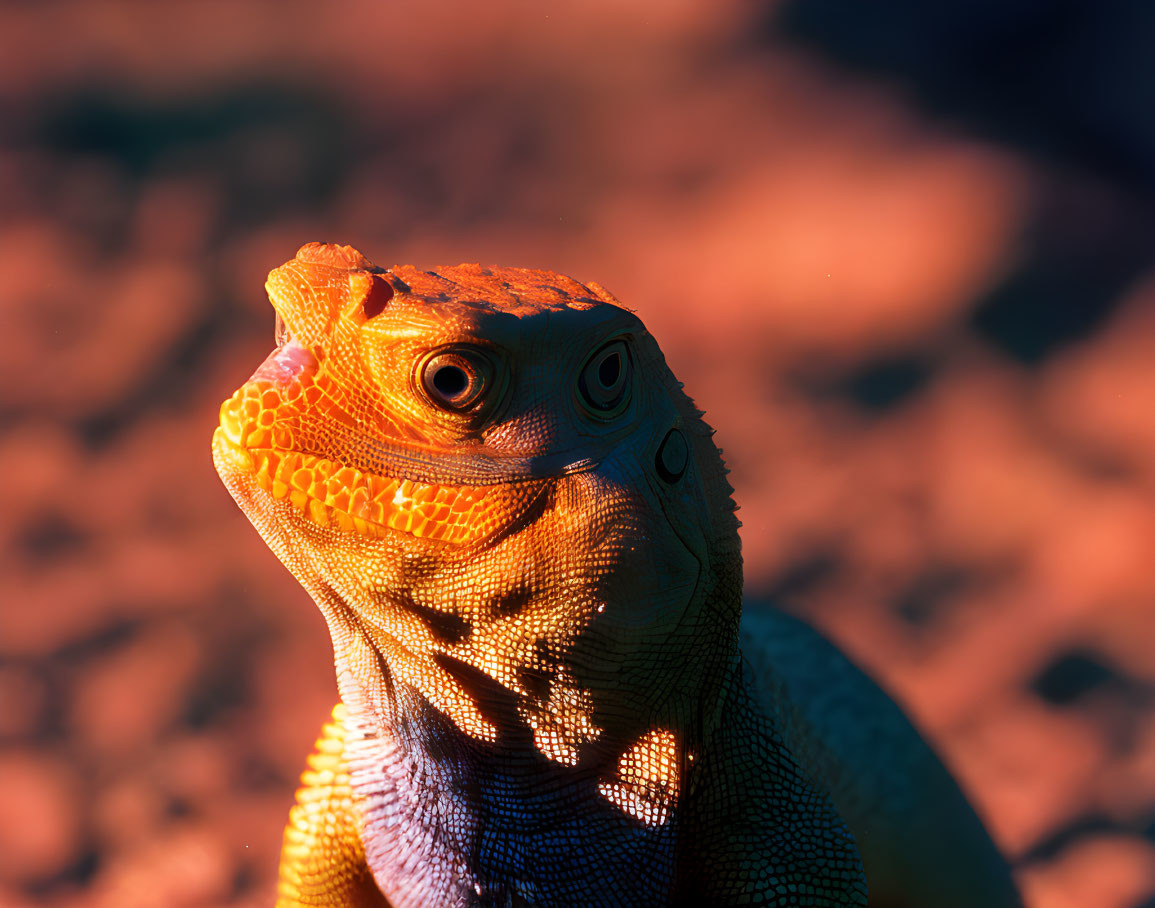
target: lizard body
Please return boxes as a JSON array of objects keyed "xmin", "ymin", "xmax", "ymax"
[{"xmin": 212, "ymin": 243, "xmax": 1019, "ymax": 906}]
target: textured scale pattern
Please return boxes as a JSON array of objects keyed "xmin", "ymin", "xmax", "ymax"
[
  {"xmin": 277, "ymin": 704, "xmax": 387, "ymax": 906},
  {"xmin": 213, "ymin": 242, "xmax": 1019, "ymax": 907}
]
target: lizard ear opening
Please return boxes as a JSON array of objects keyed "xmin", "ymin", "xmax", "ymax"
[{"xmin": 655, "ymin": 428, "xmax": 688, "ymax": 483}]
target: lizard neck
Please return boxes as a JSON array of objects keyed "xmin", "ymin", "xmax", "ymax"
[
  {"xmin": 336, "ymin": 661, "xmax": 689, "ymax": 907},
  {"xmin": 328, "ymin": 545, "xmax": 745, "ymax": 907}
]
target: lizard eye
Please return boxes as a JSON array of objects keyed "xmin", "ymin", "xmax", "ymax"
[
  {"xmin": 577, "ymin": 339, "xmax": 631, "ymax": 418},
  {"xmin": 419, "ymin": 348, "xmax": 493, "ymax": 412}
]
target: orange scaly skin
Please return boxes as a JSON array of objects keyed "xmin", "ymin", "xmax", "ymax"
[{"xmin": 213, "ymin": 243, "xmax": 1019, "ymax": 906}]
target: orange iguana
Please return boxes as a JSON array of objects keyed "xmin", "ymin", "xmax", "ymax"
[{"xmin": 212, "ymin": 242, "xmax": 1021, "ymax": 906}]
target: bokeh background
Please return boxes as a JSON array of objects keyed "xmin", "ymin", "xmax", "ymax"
[{"xmin": 1, "ymin": 2, "xmax": 1153, "ymax": 905}]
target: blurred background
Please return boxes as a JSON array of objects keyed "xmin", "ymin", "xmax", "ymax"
[{"xmin": 1, "ymin": 1, "xmax": 1153, "ymax": 905}]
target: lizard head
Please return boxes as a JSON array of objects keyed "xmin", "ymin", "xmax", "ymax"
[{"xmin": 213, "ymin": 243, "xmax": 740, "ymax": 784}]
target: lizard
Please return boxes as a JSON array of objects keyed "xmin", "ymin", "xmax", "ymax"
[{"xmin": 212, "ymin": 242, "xmax": 1021, "ymax": 907}]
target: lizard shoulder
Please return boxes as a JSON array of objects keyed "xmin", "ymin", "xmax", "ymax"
[{"xmin": 277, "ymin": 703, "xmax": 390, "ymax": 908}]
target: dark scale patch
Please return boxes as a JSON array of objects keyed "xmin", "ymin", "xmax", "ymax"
[
  {"xmin": 485, "ymin": 484, "xmax": 553, "ymax": 548},
  {"xmin": 531, "ymin": 639, "xmax": 563, "ymax": 672},
  {"xmin": 413, "ymin": 708, "xmax": 479, "ymax": 769},
  {"xmin": 516, "ymin": 664, "xmax": 550, "ymax": 702},
  {"xmin": 1029, "ymin": 649, "xmax": 1120, "ymax": 706},
  {"xmin": 399, "ymin": 592, "xmax": 469, "ymax": 645},
  {"xmin": 491, "ymin": 584, "xmax": 533, "ymax": 617},
  {"xmin": 431, "ymin": 651, "xmax": 528, "ymax": 744}
]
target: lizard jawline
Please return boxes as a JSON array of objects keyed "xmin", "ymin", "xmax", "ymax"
[{"xmin": 213, "ymin": 429, "xmax": 544, "ymax": 545}]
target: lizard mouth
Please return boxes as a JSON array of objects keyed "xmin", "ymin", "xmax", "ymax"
[
  {"xmin": 213, "ymin": 340, "xmax": 547, "ymax": 545},
  {"xmin": 214, "ymin": 429, "xmax": 544, "ymax": 544}
]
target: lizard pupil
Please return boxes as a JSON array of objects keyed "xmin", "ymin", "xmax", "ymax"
[
  {"xmin": 419, "ymin": 347, "xmax": 494, "ymax": 412},
  {"xmin": 433, "ymin": 364, "xmax": 469, "ymax": 399},
  {"xmin": 598, "ymin": 352, "xmax": 621, "ymax": 388}
]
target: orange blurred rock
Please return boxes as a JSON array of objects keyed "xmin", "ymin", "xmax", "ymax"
[
  {"xmin": 945, "ymin": 698, "xmax": 1110, "ymax": 856},
  {"xmin": 1028, "ymin": 483, "xmax": 1155, "ymax": 618},
  {"xmin": 0, "ymin": 751, "xmax": 82, "ymax": 885},
  {"xmin": 1020, "ymin": 835, "xmax": 1155, "ymax": 908},
  {"xmin": 92, "ymin": 778, "xmax": 167, "ymax": 852},
  {"xmin": 1095, "ymin": 713, "xmax": 1155, "ymax": 819},
  {"xmin": 155, "ymin": 736, "xmax": 231, "ymax": 806},
  {"xmin": 85, "ymin": 822, "xmax": 234, "ymax": 908},
  {"xmin": 923, "ymin": 363, "xmax": 1076, "ymax": 566},
  {"xmin": 1039, "ymin": 284, "xmax": 1155, "ymax": 484},
  {"xmin": 0, "ymin": 666, "xmax": 47, "ymax": 739},
  {"xmin": 0, "ymin": 222, "xmax": 203, "ymax": 419},
  {"xmin": 70, "ymin": 622, "xmax": 200, "ymax": 758},
  {"xmin": 595, "ymin": 110, "xmax": 1028, "ymax": 360}
]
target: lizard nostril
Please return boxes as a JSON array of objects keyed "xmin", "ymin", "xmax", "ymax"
[
  {"xmin": 655, "ymin": 428, "xmax": 687, "ymax": 483},
  {"xmin": 361, "ymin": 275, "xmax": 395, "ymax": 319}
]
